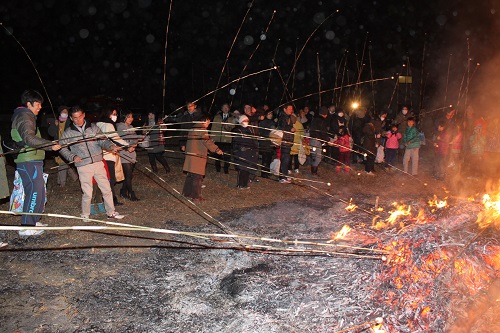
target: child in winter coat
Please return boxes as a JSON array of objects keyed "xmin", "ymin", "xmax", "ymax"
[
  {"xmin": 333, "ymin": 126, "xmax": 351, "ymax": 173},
  {"xmin": 385, "ymin": 124, "xmax": 402, "ymax": 168}
]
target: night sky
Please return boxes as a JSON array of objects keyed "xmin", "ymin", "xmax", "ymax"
[{"xmin": 1, "ymin": 0, "xmax": 498, "ymax": 117}]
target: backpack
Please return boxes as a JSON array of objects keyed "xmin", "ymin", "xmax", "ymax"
[{"xmin": 2, "ymin": 128, "xmax": 26, "ymax": 160}]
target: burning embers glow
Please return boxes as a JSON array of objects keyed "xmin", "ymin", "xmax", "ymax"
[
  {"xmin": 428, "ymin": 195, "xmax": 448, "ymax": 212},
  {"xmin": 332, "ymin": 224, "xmax": 352, "ymax": 241},
  {"xmin": 344, "ymin": 198, "xmax": 358, "ymax": 212},
  {"xmin": 477, "ymin": 193, "xmax": 500, "ymax": 229},
  {"xmin": 372, "ymin": 203, "xmax": 412, "ymax": 230}
]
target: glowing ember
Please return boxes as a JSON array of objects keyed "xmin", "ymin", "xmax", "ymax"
[
  {"xmin": 477, "ymin": 193, "xmax": 500, "ymax": 228},
  {"xmin": 332, "ymin": 224, "xmax": 352, "ymax": 240},
  {"xmin": 372, "ymin": 203, "xmax": 412, "ymax": 229},
  {"xmin": 428, "ymin": 195, "xmax": 448, "ymax": 211},
  {"xmin": 345, "ymin": 198, "xmax": 358, "ymax": 212}
]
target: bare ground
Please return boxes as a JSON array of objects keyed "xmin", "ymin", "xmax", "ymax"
[{"xmin": 0, "ymin": 147, "xmax": 497, "ymax": 333}]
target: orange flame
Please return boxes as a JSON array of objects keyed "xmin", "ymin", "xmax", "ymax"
[
  {"xmin": 345, "ymin": 198, "xmax": 358, "ymax": 212},
  {"xmin": 428, "ymin": 195, "xmax": 448, "ymax": 212},
  {"xmin": 332, "ymin": 224, "xmax": 352, "ymax": 241},
  {"xmin": 372, "ymin": 203, "xmax": 412, "ymax": 229}
]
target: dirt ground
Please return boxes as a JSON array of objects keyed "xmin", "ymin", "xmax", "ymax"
[{"xmin": 0, "ymin": 146, "xmax": 495, "ymax": 332}]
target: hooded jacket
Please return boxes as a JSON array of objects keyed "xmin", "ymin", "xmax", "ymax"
[{"xmin": 59, "ymin": 120, "xmax": 114, "ymax": 167}]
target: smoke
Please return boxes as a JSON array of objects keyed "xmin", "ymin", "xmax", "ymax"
[{"xmin": 425, "ymin": 1, "xmax": 499, "ymax": 118}]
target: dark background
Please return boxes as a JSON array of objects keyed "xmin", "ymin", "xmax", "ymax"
[{"xmin": 0, "ymin": 0, "xmax": 498, "ymax": 118}]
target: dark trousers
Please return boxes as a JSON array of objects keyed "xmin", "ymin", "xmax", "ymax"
[
  {"xmin": 261, "ymin": 149, "xmax": 274, "ymax": 178},
  {"xmin": 385, "ymin": 148, "xmax": 398, "ymax": 166},
  {"xmin": 182, "ymin": 172, "xmax": 203, "ymax": 199},
  {"xmin": 121, "ymin": 163, "xmax": 135, "ymax": 195},
  {"xmin": 279, "ymin": 146, "xmax": 291, "ymax": 179},
  {"xmin": 105, "ymin": 160, "xmax": 117, "ymax": 199},
  {"xmin": 17, "ymin": 161, "xmax": 45, "ymax": 226},
  {"xmin": 237, "ymin": 169, "xmax": 250, "ymax": 187},
  {"xmin": 331, "ymin": 146, "xmax": 340, "ymax": 165},
  {"xmin": 214, "ymin": 142, "xmax": 231, "ymax": 172},
  {"xmin": 148, "ymin": 152, "xmax": 170, "ymax": 173},
  {"xmin": 288, "ymin": 154, "xmax": 300, "ymax": 171},
  {"xmin": 365, "ymin": 154, "xmax": 375, "ymax": 172}
]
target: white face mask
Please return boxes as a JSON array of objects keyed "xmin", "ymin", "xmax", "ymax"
[
  {"xmin": 338, "ymin": 113, "xmax": 344, "ymax": 117},
  {"xmin": 111, "ymin": 115, "xmax": 118, "ymax": 122},
  {"xmin": 402, "ymin": 110, "xmax": 408, "ymax": 115},
  {"xmin": 381, "ymin": 116, "xmax": 386, "ymax": 121}
]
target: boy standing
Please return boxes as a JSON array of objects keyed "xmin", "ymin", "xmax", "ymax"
[{"xmin": 403, "ymin": 117, "xmax": 420, "ymax": 176}]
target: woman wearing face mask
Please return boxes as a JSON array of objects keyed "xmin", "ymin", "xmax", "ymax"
[
  {"xmin": 96, "ymin": 108, "xmax": 129, "ymax": 206},
  {"xmin": 48, "ymin": 105, "xmax": 79, "ymax": 187},
  {"xmin": 232, "ymin": 115, "xmax": 259, "ymax": 189}
]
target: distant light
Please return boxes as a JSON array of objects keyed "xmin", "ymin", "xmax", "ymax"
[
  {"xmin": 327, "ymin": 182, "xmax": 331, "ymax": 186},
  {"xmin": 229, "ymin": 89, "xmax": 236, "ymax": 96},
  {"xmin": 351, "ymin": 102, "xmax": 359, "ymax": 109},
  {"xmin": 260, "ymin": 34, "xmax": 266, "ymax": 41}
]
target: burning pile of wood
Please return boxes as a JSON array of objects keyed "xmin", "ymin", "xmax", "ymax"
[{"xmin": 335, "ymin": 194, "xmax": 500, "ymax": 332}]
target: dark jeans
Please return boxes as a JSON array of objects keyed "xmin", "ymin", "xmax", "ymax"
[
  {"xmin": 121, "ymin": 163, "xmax": 135, "ymax": 195},
  {"xmin": 214, "ymin": 142, "xmax": 232, "ymax": 172},
  {"xmin": 148, "ymin": 152, "xmax": 170, "ymax": 172},
  {"xmin": 105, "ymin": 160, "xmax": 117, "ymax": 199},
  {"xmin": 385, "ymin": 148, "xmax": 398, "ymax": 167},
  {"xmin": 237, "ymin": 170, "xmax": 250, "ymax": 187},
  {"xmin": 17, "ymin": 161, "xmax": 45, "ymax": 226},
  {"xmin": 288, "ymin": 154, "xmax": 300, "ymax": 171},
  {"xmin": 260, "ymin": 149, "xmax": 274, "ymax": 178},
  {"xmin": 279, "ymin": 146, "xmax": 291, "ymax": 179},
  {"xmin": 182, "ymin": 172, "xmax": 203, "ymax": 199},
  {"xmin": 365, "ymin": 155, "xmax": 375, "ymax": 172}
]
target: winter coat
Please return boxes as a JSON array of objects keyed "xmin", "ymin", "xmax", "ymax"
[
  {"xmin": 334, "ymin": 133, "xmax": 351, "ymax": 153},
  {"xmin": 117, "ymin": 122, "xmax": 142, "ymax": 164},
  {"xmin": 393, "ymin": 111, "xmax": 414, "ymax": 143},
  {"xmin": 211, "ymin": 112, "xmax": 235, "ymax": 143},
  {"xmin": 362, "ymin": 122, "xmax": 376, "ymax": 154},
  {"xmin": 48, "ymin": 119, "xmax": 70, "ymax": 140},
  {"xmin": 309, "ymin": 115, "xmax": 329, "ymax": 142},
  {"xmin": 145, "ymin": 122, "xmax": 166, "ymax": 154},
  {"xmin": 96, "ymin": 121, "xmax": 128, "ymax": 162},
  {"xmin": 404, "ymin": 126, "xmax": 421, "ymax": 149},
  {"xmin": 278, "ymin": 113, "xmax": 294, "ymax": 148},
  {"xmin": 59, "ymin": 121, "xmax": 114, "ymax": 167},
  {"xmin": 329, "ymin": 115, "xmax": 347, "ymax": 137},
  {"xmin": 182, "ymin": 123, "xmax": 220, "ymax": 176},
  {"xmin": 291, "ymin": 120, "xmax": 305, "ymax": 155},
  {"xmin": 385, "ymin": 131, "xmax": 402, "ymax": 149},
  {"xmin": 434, "ymin": 129, "xmax": 451, "ymax": 156},
  {"xmin": 11, "ymin": 107, "xmax": 53, "ymax": 163},
  {"xmin": 232, "ymin": 125, "xmax": 259, "ymax": 172},
  {"xmin": 258, "ymin": 118, "xmax": 276, "ymax": 150},
  {"xmin": 179, "ymin": 109, "xmax": 202, "ymax": 148}
]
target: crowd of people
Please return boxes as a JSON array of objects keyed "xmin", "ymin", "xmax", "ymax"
[{"xmin": 6, "ymin": 88, "xmax": 500, "ymax": 239}]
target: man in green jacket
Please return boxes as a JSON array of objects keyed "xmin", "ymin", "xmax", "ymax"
[
  {"xmin": 11, "ymin": 90, "xmax": 61, "ymax": 237},
  {"xmin": 403, "ymin": 117, "xmax": 420, "ymax": 176}
]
